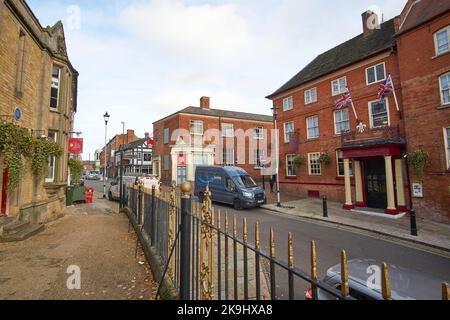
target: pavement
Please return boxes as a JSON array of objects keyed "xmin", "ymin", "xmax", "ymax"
[{"xmin": 0, "ymin": 192, "xmax": 157, "ymax": 300}]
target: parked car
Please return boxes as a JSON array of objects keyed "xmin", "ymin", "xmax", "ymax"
[
  {"xmin": 86, "ymin": 172, "xmax": 100, "ymax": 180},
  {"xmin": 305, "ymin": 259, "xmax": 444, "ymax": 300},
  {"xmin": 194, "ymin": 166, "xmax": 266, "ymax": 210},
  {"xmin": 108, "ymin": 175, "xmax": 161, "ymax": 201}
]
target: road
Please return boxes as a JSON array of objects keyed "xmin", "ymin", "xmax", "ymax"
[{"xmin": 86, "ymin": 180, "xmax": 450, "ymax": 300}]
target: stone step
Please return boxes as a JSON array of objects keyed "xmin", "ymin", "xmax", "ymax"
[
  {"xmin": 2, "ymin": 220, "xmax": 30, "ymax": 236},
  {"xmin": 0, "ymin": 223, "xmax": 45, "ymax": 243},
  {"xmin": 0, "ymin": 216, "xmax": 15, "ymax": 227}
]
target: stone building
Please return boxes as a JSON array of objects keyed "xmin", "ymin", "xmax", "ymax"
[{"xmin": 0, "ymin": 0, "xmax": 78, "ymax": 223}]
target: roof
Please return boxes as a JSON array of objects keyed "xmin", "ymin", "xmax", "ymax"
[
  {"xmin": 398, "ymin": 0, "xmax": 450, "ymax": 35},
  {"xmin": 266, "ymin": 18, "xmax": 397, "ymax": 99},
  {"xmin": 122, "ymin": 138, "xmax": 151, "ymax": 151}
]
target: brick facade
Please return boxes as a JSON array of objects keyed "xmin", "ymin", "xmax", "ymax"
[{"xmin": 0, "ymin": 0, "xmax": 78, "ymax": 222}]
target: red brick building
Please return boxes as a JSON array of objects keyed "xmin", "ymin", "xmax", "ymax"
[
  {"xmin": 153, "ymin": 97, "xmax": 273, "ymax": 185},
  {"xmin": 267, "ymin": 1, "xmax": 450, "ymax": 223}
]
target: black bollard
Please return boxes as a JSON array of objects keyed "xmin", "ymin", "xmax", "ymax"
[
  {"xmin": 410, "ymin": 210, "xmax": 418, "ymax": 236},
  {"xmin": 323, "ymin": 197, "xmax": 328, "ymax": 218}
]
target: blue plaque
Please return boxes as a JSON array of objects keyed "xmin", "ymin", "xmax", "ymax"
[{"xmin": 14, "ymin": 107, "xmax": 21, "ymax": 121}]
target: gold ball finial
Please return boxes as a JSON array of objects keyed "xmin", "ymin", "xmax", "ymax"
[{"xmin": 180, "ymin": 181, "xmax": 192, "ymax": 196}]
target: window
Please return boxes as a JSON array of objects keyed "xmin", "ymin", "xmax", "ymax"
[
  {"xmin": 439, "ymin": 73, "xmax": 450, "ymax": 105},
  {"xmin": 369, "ymin": 99, "xmax": 390, "ymax": 128},
  {"xmin": 284, "ymin": 122, "xmax": 294, "ymax": 143},
  {"xmin": 434, "ymin": 26, "xmax": 450, "ymax": 55},
  {"xmin": 254, "ymin": 149, "xmax": 265, "ymax": 169},
  {"xmin": 286, "ymin": 155, "xmax": 296, "ymax": 177},
  {"xmin": 304, "ymin": 88, "xmax": 317, "ymax": 104},
  {"xmin": 190, "ymin": 120, "xmax": 204, "ymax": 135},
  {"xmin": 283, "ymin": 96, "xmax": 294, "ymax": 111},
  {"xmin": 332, "ymin": 77, "xmax": 347, "ymax": 96},
  {"xmin": 222, "ymin": 148, "xmax": 234, "ymax": 166},
  {"xmin": 336, "ymin": 151, "xmax": 353, "ymax": 177},
  {"xmin": 163, "ymin": 128, "xmax": 170, "ymax": 144},
  {"xmin": 46, "ymin": 132, "xmax": 57, "ymax": 183},
  {"xmin": 163, "ymin": 155, "xmax": 170, "ymax": 171},
  {"xmin": 306, "ymin": 116, "xmax": 319, "ymax": 140},
  {"xmin": 15, "ymin": 31, "xmax": 26, "ymax": 95},
  {"xmin": 221, "ymin": 123, "xmax": 234, "ymax": 137},
  {"xmin": 194, "ymin": 153, "xmax": 209, "ymax": 172},
  {"xmin": 254, "ymin": 126, "xmax": 264, "ymax": 140},
  {"xmin": 308, "ymin": 153, "xmax": 321, "ymax": 176},
  {"xmin": 334, "ymin": 109, "xmax": 350, "ymax": 134},
  {"xmin": 445, "ymin": 128, "xmax": 450, "ymax": 170},
  {"xmin": 50, "ymin": 66, "xmax": 61, "ymax": 110},
  {"xmin": 144, "ymin": 153, "xmax": 152, "ymax": 162},
  {"xmin": 366, "ymin": 62, "xmax": 386, "ymax": 84}
]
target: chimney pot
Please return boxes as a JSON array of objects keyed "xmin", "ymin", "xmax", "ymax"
[
  {"xmin": 362, "ymin": 10, "xmax": 379, "ymax": 36},
  {"xmin": 200, "ymin": 96, "xmax": 210, "ymax": 109}
]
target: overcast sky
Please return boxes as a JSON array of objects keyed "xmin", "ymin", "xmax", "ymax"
[{"xmin": 27, "ymin": 0, "xmax": 406, "ymax": 160}]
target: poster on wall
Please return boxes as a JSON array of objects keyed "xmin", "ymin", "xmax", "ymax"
[
  {"xmin": 177, "ymin": 153, "xmax": 186, "ymax": 166},
  {"xmin": 412, "ymin": 183, "xmax": 423, "ymax": 198}
]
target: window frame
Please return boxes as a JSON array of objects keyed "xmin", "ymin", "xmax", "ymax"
[
  {"xmin": 286, "ymin": 154, "xmax": 296, "ymax": 177},
  {"xmin": 254, "ymin": 149, "xmax": 265, "ymax": 169},
  {"xmin": 444, "ymin": 127, "xmax": 450, "ymax": 170},
  {"xmin": 284, "ymin": 121, "xmax": 294, "ymax": 143},
  {"xmin": 334, "ymin": 108, "xmax": 351, "ymax": 135},
  {"xmin": 304, "ymin": 87, "xmax": 317, "ymax": 105},
  {"xmin": 336, "ymin": 150, "xmax": 354, "ymax": 177},
  {"xmin": 434, "ymin": 26, "xmax": 450, "ymax": 56},
  {"xmin": 163, "ymin": 128, "xmax": 170, "ymax": 144},
  {"xmin": 221, "ymin": 123, "xmax": 234, "ymax": 138},
  {"xmin": 45, "ymin": 131, "xmax": 58, "ymax": 183},
  {"xmin": 306, "ymin": 115, "xmax": 320, "ymax": 140},
  {"xmin": 365, "ymin": 62, "xmax": 386, "ymax": 85},
  {"xmin": 254, "ymin": 126, "xmax": 264, "ymax": 140},
  {"xmin": 283, "ymin": 96, "xmax": 294, "ymax": 111},
  {"xmin": 190, "ymin": 120, "xmax": 204, "ymax": 136},
  {"xmin": 163, "ymin": 155, "xmax": 170, "ymax": 171},
  {"xmin": 368, "ymin": 98, "xmax": 391, "ymax": 129},
  {"xmin": 439, "ymin": 72, "xmax": 450, "ymax": 106},
  {"xmin": 50, "ymin": 65, "xmax": 61, "ymax": 111},
  {"xmin": 222, "ymin": 148, "xmax": 235, "ymax": 166},
  {"xmin": 308, "ymin": 152, "xmax": 322, "ymax": 176},
  {"xmin": 331, "ymin": 76, "xmax": 347, "ymax": 96}
]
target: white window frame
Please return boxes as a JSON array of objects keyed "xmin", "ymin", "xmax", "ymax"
[
  {"xmin": 444, "ymin": 127, "xmax": 450, "ymax": 170},
  {"xmin": 254, "ymin": 149, "xmax": 265, "ymax": 169},
  {"xmin": 286, "ymin": 154, "xmax": 296, "ymax": 177},
  {"xmin": 365, "ymin": 62, "xmax": 386, "ymax": 85},
  {"xmin": 331, "ymin": 76, "xmax": 347, "ymax": 96},
  {"xmin": 308, "ymin": 152, "xmax": 322, "ymax": 176},
  {"xmin": 334, "ymin": 109, "xmax": 350, "ymax": 135},
  {"xmin": 306, "ymin": 115, "xmax": 319, "ymax": 140},
  {"xmin": 284, "ymin": 122, "xmax": 294, "ymax": 143},
  {"xmin": 222, "ymin": 148, "xmax": 235, "ymax": 166},
  {"xmin": 190, "ymin": 120, "xmax": 204, "ymax": 136},
  {"xmin": 221, "ymin": 123, "xmax": 234, "ymax": 138},
  {"xmin": 304, "ymin": 88, "xmax": 317, "ymax": 105},
  {"xmin": 254, "ymin": 126, "xmax": 264, "ymax": 140},
  {"xmin": 283, "ymin": 96, "xmax": 294, "ymax": 111},
  {"xmin": 439, "ymin": 72, "xmax": 450, "ymax": 106},
  {"xmin": 336, "ymin": 150, "xmax": 354, "ymax": 177},
  {"xmin": 434, "ymin": 26, "xmax": 450, "ymax": 56},
  {"xmin": 50, "ymin": 65, "xmax": 61, "ymax": 111},
  {"xmin": 368, "ymin": 98, "xmax": 391, "ymax": 129},
  {"xmin": 45, "ymin": 132, "xmax": 57, "ymax": 183}
]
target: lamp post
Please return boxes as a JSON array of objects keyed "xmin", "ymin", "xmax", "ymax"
[
  {"xmin": 271, "ymin": 105, "xmax": 281, "ymax": 207},
  {"xmin": 120, "ymin": 122, "xmax": 125, "ymax": 208},
  {"xmin": 103, "ymin": 112, "xmax": 110, "ymax": 199}
]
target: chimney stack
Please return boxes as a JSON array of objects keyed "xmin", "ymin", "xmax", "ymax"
[
  {"xmin": 145, "ymin": 132, "xmax": 149, "ymax": 138},
  {"xmin": 200, "ymin": 96, "xmax": 210, "ymax": 109},
  {"xmin": 362, "ymin": 10, "xmax": 379, "ymax": 36}
]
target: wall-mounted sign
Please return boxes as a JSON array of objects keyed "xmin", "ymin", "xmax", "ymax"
[
  {"xmin": 14, "ymin": 107, "xmax": 21, "ymax": 121},
  {"xmin": 177, "ymin": 153, "xmax": 186, "ymax": 166},
  {"xmin": 69, "ymin": 138, "xmax": 83, "ymax": 154},
  {"xmin": 412, "ymin": 182, "xmax": 423, "ymax": 198}
]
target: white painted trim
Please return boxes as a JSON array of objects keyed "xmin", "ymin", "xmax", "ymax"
[
  {"xmin": 333, "ymin": 108, "xmax": 350, "ymax": 135},
  {"xmin": 368, "ymin": 97, "xmax": 391, "ymax": 129},
  {"xmin": 221, "ymin": 123, "xmax": 234, "ymax": 138},
  {"xmin": 304, "ymin": 87, "xmax": 317, "ymax": 105},
  {"xmin": 444, "ymin": 127, "xmax": 450, "ymax": 170},
  {"xmin": 439, "ymin": 72, "xmax": 450, "ymax": 106},
  {"xmin": 189, "ymin": 120, "xmax": 204, "ymax": 136},
  {"xmin": 365, "ymin": 62, "xmax": 386, "ymax": 85},
  {"xmin": 306, "ymin": 115, "xmax": 319, "ymax": 140},
  {"xmin": 283, "ymin": 96, "xmax": 294, "ymax": 111},
  {"xmin": 283, "ymin": 121, "xmax": 294, "ymax": 143},
  {"xmin": 433, "ymin": 26, "xmax": 450, "ymax": 56},
  {"xmin": 286, "ymin": 154, "xmax": 296, "ymax": 177},
  {"xmin": 308, "ymin": 152, "xmax": 322, "ymax": 176},
  {"xmin": 331, "ymin": 76, "xmax": 347, "ymax": 96},
  {"xmin": 351, "ymin": 209, "xmax": 407, "ymax": 219}
]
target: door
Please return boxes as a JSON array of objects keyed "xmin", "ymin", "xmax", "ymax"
[
  {"xmin": 177, "ymin": 166, "xmax": 186, "ymax": 185},
  {"xmin": 364, "ymin": 158, "xmax": 387, "ymax": 209},
  {"xmin": 1, "ymin": 168, "xmax": 8, "ymax": 216}
]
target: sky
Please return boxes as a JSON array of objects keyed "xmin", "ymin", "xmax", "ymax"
[{"xmin": 27, "ymin": 0, "xmax": 406, "ymax": 160}]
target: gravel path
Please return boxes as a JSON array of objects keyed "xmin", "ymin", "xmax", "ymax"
[{"xmin": 0, "ymin": 198, "xmax": 157, "ymax": 300}]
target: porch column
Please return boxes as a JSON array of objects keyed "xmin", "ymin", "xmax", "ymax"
[
  {"xmin": 384, "ymin": 156, "xmax": 398, "ymax": 214},
  {"xmin": 354, "ymin": 160, "xmax": 364, "ymax": 207},
  {"xmin": 343, "ymin": 158, "xmax": 354, "ymax": 210},
  {"xmin": 395, "ymin": 159, "xmax": 407, "ymax": 212}
]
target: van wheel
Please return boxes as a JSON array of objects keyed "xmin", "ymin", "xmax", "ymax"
[{"xmin": 234, "ymin": 199, "xmax": 243, "ymax": 211}]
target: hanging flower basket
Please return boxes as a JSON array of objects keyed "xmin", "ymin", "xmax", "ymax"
[
  {"xmin": 408, "ymin": 149, "xmax": 429, "ymax": 178},
  {"xmin": 318, "ymin": 153, "xmax": 331, "ymax": 166}
]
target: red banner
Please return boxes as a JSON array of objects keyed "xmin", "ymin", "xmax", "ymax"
[{"xmin": 69, "ymin": 138, "xmax": 83, "ymax": 154}]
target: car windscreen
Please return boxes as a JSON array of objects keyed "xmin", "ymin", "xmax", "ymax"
[{"xmin": 234, "ymin": 175, "xmax": 257, "ymax": 189}]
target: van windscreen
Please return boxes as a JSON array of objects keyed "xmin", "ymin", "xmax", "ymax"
[{"xmin": 235, "ymin": 175, "xmax": 257, "ymax": 189}]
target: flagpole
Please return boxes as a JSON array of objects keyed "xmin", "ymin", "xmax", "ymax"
[
  {"xmin": 391, "ymin": 78, "xmax": 400, "ymax": 112},
  {"xmin": 350, "ymin": 101, "xmax": 358, "ymax": 120}
]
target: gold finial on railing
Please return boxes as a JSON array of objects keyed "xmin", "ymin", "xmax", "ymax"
[
  {"xmin": 341, "ymin": 250, "xmax": 349, "ymax": 297},
  {"xmin": 243, "ymin": 218, "xmax": 248, "ymax": 244},
  {"xmin": 311, "ymin": 241, "xmax": 317, "ymax": 281},
  {"xmin": 225, "ymin": 211, "xmax": 229, "ymax": 234},
  {"xmin": 211, "ymin": 206, "xmax": 215, "ymax": 226},
  {"xmin": 442, "ymin": 282, "xmax": 449, "ymax": 301},
  {"xmin": 382, "ymin": 262, "xmax": 392, "ymax": 300},
  {"xmin": 288, "ymin": 232, "xmax": 294, "ymax": 269},
  {"xmin": 233, "ymin": 214, "xmax": 237, "ymax": 238},
  {"xmin": 270, "ymin": 227, "xmax": 275, "ymax": 258},
  {"xmin": 255, "ymin": 222, "xmax": 260, "ymax": 251},
  {"xmin": 217, "ymin": 208, "xmax": 221, "ymax": 230}
]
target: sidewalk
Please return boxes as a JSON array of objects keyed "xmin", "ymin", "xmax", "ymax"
[{"xmin": 262, "ymin": 196, "xmax": 450, "ymax": 253}]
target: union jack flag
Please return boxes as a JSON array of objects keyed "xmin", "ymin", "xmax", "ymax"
[
  {"xmin": 378, "ymin": 74, "xmax": 394, "ymax": 100},
  {"xmin": 335, "ymin": 88, "xmax": 352, "ymax": 109}
]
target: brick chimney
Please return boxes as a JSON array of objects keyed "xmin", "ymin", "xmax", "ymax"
[
  {"xmin": 200, "ymin": 96, "xmax": 210, "ymax": 109},
  {"xmin": 362, "ymin": 10, "xmax": 379, "ymax": 36}
]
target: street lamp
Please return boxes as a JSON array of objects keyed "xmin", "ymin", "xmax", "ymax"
[
  {"xmin": 103, "ymin": 112, "xmax": 110, "ymax": 199},
  {"xmin": 271, "ymin": 105, "xmax": 281, "ymax": 207}
]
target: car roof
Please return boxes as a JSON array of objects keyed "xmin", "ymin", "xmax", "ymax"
[{"xmin": 327, "ymin": 259, "xmax": 444, "ymax": 300}]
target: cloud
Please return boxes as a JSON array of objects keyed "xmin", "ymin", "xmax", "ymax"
[{"xmin": 119, "ymin": 0, "xmax": 251, "ymax": 63}]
